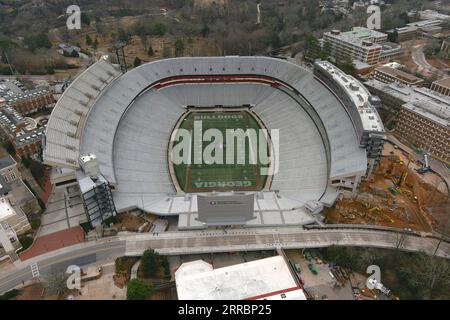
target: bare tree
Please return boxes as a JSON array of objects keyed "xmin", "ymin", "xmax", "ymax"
[{"xmin": 44, "ymin": 272, "xmax": 69, "ymax": 298}]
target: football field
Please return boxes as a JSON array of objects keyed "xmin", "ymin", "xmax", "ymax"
[{"xmin": 173, "ymin": 110, "xmax": 269, "ymax": 193}]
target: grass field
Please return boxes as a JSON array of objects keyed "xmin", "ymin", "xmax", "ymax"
[{"xmin": 173, "ymin": 110, "xmax": 269, "ymax": 193}]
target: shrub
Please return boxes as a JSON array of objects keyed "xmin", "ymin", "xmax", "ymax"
[
  {"xmin": 126, "ymin": 279, "xmax": 154, "ymax": 300},
  {"xmin": 0, "ymin": 289, "xmax": 20, "ymax": 300}
]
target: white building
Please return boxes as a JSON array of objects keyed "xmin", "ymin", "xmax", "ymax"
[
  {"xmin": 323, "ymin": 27, "xmax": 387, "ymax": 65},
  {"xmin": 175, "ymin": 256, "xmax": 307, "ymax": 300}
]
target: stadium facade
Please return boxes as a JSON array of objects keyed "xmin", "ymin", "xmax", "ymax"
[{"xmin": 43, "ymin": 56, "xmax": 384, "ymax": 229}]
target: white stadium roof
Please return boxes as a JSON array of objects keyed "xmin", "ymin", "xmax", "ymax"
[{"xmin": 44, "ymin": 56, "xmax": 373, "ymax": 217}]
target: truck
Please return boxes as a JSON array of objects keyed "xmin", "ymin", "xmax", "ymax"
[{"xmin": 308, "ymin": 264, "xmax": 318, "ymax": 275}]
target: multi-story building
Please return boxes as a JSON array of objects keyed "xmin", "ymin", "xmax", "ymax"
[
  {"xmin": 365, "ymin": 79, "xmax": 450, "ymax": 162},
  {"xmin": 441, "ymin": 38, "xmax": 450, "ymax": 59},
  {"xmin": 175, "ymin": 256, "xmax": 307, "ymax": 300},
  {"xmin": 396, "ymin": 102, "xmax": 449, "ymax": 162},
  {"xmin": 314, "ymin": 60, "xmax": 385, "ymax": 178},
  {"xmin": 372, "ymin": 66, "xmax": 424, "ymax": 86},
  {"xmin": 0, "ymin": 106, "xmax": 45, "ymax": 158},
  {"xmin": 5, "ymin": 88, "xmax": 54, "ymax": 116},
  {"xmin": 323, "ymin": 27, "xmax": 386, "ymax": 66},
  {"xmin": 394, "ymin": 26, "xmax": 419, "ymax": 42},
  {"xmin": 0, "ymin": 155, "xmax": 21, "ymax": 183},
  {"xmin": 379, "ymin": 42, "xmax": 405, "ymax": 61},
  {"xmin": 0, "ymin": 196, "xmax": 31, "ymax": 236},
  {"xmin": 431, "ymin": 77, "xmax": 450, "ymax": 97},
  {"xmin": 0, "ymin": 195, "xmax": 31, "ymax": 262},
  {"xmin": 417, "ymin": 10, "xmax": 450, "ymax": 22}
]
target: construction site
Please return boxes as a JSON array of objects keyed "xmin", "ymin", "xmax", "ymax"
[{"xmin": 324, "ymin": 153, "xmax": 449, "ymax": 234}]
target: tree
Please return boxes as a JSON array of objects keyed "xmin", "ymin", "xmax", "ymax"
[
  {"xmin": 174, "ymin": 39, "xmax": 185, "ymax": 57},
  {"xmin": 201, "ymin": 24, "xmax": 210, "ymax": 38},
  {"xmin": 305, "ymin": 35, "xmax": 321, "ymax": 61},
  {"xmin": 152, "ymin": 23, "xmax": 167, "ymax": 36},
  {"xmin": 126, "ymin": 279, "xmax": 154, "ymax": 300},
  {"xmin": 45, "ymin": 272, "xmax": 69, "ymax": 298},
  {"xmin": 1, "ymin": 50, "xmax": 7, "ymax": 64},
  {"xmin": 118, "ymin": 28, "xmax": 130, "ymax": 43},
  {"xmin": 320, "ymin": 41, "xmax": 332, "ymax": 60},
  {"xmin": 147, "ymin": 45, "xmax": 154, "ymax": 56},
  {"xmin": 85, "ymin": 34, "xmax": 92, "ymax": 46},
  {"xmin": 133, "ymin": 57, "xmax": 142, "ymax": 68},
  {"xmin": 162, "ymin": 45, "xmax": 172, "ymax": 58},
  {"xmin": 140, "ymin": 249, "xmax": 161, "ymax": 277},
  {"xmin": 2, "ymin": 141, "xmax": 15, "ymax": 155},
  {"xmin": 81, "ymin": 12, "xmax": 91, "ymax": 26},
  {"xmin": 24, "ymin": 33, "xmax": 52, "ymax": 52},
  {"xmin": 93, "ymin": 38, "xmax": 98, "ymax": 50},
  {"xmin": 336, "ymin": 54, "xmax": 355, "ymax": 76}
]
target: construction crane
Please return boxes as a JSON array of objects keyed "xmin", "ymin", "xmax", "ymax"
[{"xmin": 394, "ymin": 154, "xmax": 412, "ymax": 188}]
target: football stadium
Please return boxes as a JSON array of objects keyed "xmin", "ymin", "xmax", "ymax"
[{"xmin": 43, "ymin": 56, "xmax": 385, "ymax": 229}]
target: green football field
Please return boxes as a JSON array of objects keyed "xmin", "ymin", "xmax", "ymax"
[{"xmin": 173, "ymin": 110, "xmax": 269, "ymax": 193}]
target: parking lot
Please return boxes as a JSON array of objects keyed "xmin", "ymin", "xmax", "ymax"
[{"xmin": 285, "ymin": 249, "xmax": 356, "ymax": 300}]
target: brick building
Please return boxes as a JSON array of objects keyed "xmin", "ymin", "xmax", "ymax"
[
  {"xmin": 431, "ymin": 77, "xmax": 450, "ymax": 97},
  {"xmin": 5, "ymin": 88, "xmax": 55, "ymax": 116},
  {"xmin": 0, "ymin": 106, "xmax": 45, "ymax": 158},
  {"xmin": 372, "ymin": 66, "xmax": 424, "ymax": 86}
]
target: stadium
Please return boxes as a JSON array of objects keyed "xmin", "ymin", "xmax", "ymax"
[{"xmin": 43, "ymin": 56, "xmax": 385, "ymax": 229}]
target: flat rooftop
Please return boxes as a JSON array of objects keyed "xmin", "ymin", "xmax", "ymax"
[
  {"xmin": 0, "ymin": 155, "xmax": 16, "ymax": 171},
  {"xmin": 315, "ymin": 60, "xmax": 384, "ymax": 132},
  {"xmin": 175, "ymin": 256, "xmax": 305, "ymax": 300},
  {"xmin": 0, "ymin": 197, "xmax": 15, "ymax": 221},
  {"xmin": 375, "ymin": 66, "xmax": 423, "ymax": 83},
  {"xmin": 365, "ymin": 79, "xmax": 450, "ymax": 126},
  {"xmin": 324, "ymin": 27, "xmax": 386, "ymax": 49},
  {"xmin": 432, "ymin": 77, "xmax": 450, "ymax": 89}
]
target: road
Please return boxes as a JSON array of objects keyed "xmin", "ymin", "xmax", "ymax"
[
  {"xmin": 1, "ymin": 226, "xmax": 448, "ymax": 295},
  {"xmin": 0, "ymin": 239, "xmax": 125, "ymax": 295},
  {"xmin": 124, "ymin": 227, "xmax": 449, "ymax": 257},
  {"xmin": 411, "ymin": 44, "xmax": 447, "ymax": 78},
  {"xmin": 411, "ymin": 44, "xmax": 435, "ymax": 75}
]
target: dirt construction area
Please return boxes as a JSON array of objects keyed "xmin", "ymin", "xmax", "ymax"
[{"xmin": 324, "ymin": 153, "xmax": 449, "ymax": 233}]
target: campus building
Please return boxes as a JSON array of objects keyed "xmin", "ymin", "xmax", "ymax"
[
  {"xmin": 323, "ymin": 27, "xmax": 387, "ymax": 66},
  {"xmin": 431, "ymin": 78, "xmax": 450, "ymax": 97},
  {"xmin": 5, "ymin": 88, "xmax": 54, "ymax": 116},
  {"xmin": 0, "ymin": 106, "xmax": 46, "ymax": 158},
  {"xmin": 175, "ymin": 256, "xmax": 307, "ymax": 300},
  {"xmin": 372, "ymin": 66, "xmax": 424, "ymax": 86},
  {"xmin": 365, "ymin": 79, "xmax": 450, "ymax": 162}
]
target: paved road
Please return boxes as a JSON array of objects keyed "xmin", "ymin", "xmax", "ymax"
[
  {"xmin": 124, "ymin": 227, "xmax": 449, "ymax": 257},
  {"xmin": 411, "ymin": 44, "xmax": 437, "ymax": 76},
  {"xmin": 0, "ymin": 239, "xmax": 125, "ymax": 295},
  {"xmin": 1, "ymin": 227, "xmax": 448, "ymax": 294}
]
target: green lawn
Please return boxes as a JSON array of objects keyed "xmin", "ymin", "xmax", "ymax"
[{"xmin": 173, "ymin": 110, "xmax": 269, "ymax": 192}]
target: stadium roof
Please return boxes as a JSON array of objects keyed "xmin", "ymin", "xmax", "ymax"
[{"xmin": 44, "ymin": 56, "xmax": 369, "ymax": 215}]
